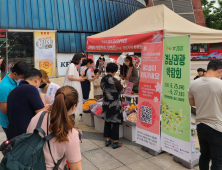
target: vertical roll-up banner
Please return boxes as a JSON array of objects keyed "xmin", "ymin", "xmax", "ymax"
[
  {"xmin": 161, "ymin": 35, "xmax": 191, "ymax": 162},
  {"xmin": 34, "ymin": 32, "xmax": 56, "ymax": 76},
  {"xmin": 135, "ymin": 42, "xmax": 163, "ymax": 152}
]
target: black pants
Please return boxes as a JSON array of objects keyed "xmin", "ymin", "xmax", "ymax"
[
  {"xmin": 197, "ymin": 123, "xmax": 222, "ymax": 170},
  {"xmin": 104, "ymin": 121, "xmax": 119, "ymax": 140},
  {"xmin": 120, "ymin": 65, "xmax": 123, "ymax": 75},
  {"xmin": 81, "ymin": 80, "xmax": 90, "ymax": 100}
]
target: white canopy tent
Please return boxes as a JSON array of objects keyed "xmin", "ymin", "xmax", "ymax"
[{"xmin": 89, "ymin": 5, "xmax": 222, "ymax": 44}]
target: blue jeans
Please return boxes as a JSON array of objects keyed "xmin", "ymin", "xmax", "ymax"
[{"xmin": 197, "ymin": 123, "xmax": 222, "ymax": 170}]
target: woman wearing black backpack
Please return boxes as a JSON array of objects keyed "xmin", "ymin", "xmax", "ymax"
[{"xmin": 27, "ymin": 86, "xmax": 82, "ymax": 170}]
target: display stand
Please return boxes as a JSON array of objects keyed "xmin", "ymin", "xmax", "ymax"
[
  {"xmin": 94, "ymin": 116, "xmax": 123, "ymax": 138},
  {"xmin": 82, "ymin": 112, "xmax": 94, "ymax": 127},
  {"xmin": 121, "ymin": 94, "xmax": 138, "ymax": 104},
  {"xmin": 123, "ymin": 122, "xmax": 136, "ymax": 142},
  {"xmin": 173, "ymin": 150, "xmax": 200, "ymax": 169}
]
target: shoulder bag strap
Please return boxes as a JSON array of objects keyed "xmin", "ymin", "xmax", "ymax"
[
  {"xmin": 85, "ymin": 68, "xmax": 89, "ymax": 75},
  {"xmin": 35, "ymin": 111, "xmax": 47, "ymax": 130},
  {"xmin": 46, "ymin": 112, "xmax": 65, "ymax": 169},
  {"xmin": 34, "ymin": 111, "xmax": 47, "ymax": 136}
]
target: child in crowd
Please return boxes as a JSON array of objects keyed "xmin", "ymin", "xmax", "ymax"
[
  {"xmin": 93, "ymin": 69, "xmax": 103, "ymax": 100},
  {"xmin": 194, "ymin": 68, "xmax": 205, "ymax": 80}
]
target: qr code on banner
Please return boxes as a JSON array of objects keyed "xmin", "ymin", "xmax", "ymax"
[{"xmin": 141, "ymin": 105, "xmax": 152, "ymax": 124}]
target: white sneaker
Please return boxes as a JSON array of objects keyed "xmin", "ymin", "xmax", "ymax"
[{"xmin": 79, "ymin": 115, "xmax": 83, "ymax": 122}]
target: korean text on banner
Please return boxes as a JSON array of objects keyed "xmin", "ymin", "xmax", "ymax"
[
  {"xmin": 87, "ymin": 30, "xmax": 163, "ymax": 53},
  {"xmin": 34, "ymin": 32, "xmax": 56, "ymax": 76},
  {"xmin": 161, "ymin": 35, "xmax": 191, "ymax": 162},
  {"xmin": 135, "ymin": 42, "xmax": 163, "ymax": 152}
]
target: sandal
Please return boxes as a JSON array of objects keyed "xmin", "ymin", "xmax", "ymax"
[
  {"xmin": 105, "ymin": 140, "xmax": 112, "ymax": 147},
  {"xmin": 112, "ymin": 142, "xmax": 122, "ymax": 149}
]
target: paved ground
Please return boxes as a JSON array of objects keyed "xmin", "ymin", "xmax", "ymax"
[
  {"xmin": 0, "ymin": 61, "xmax": 208, "ymax": 169},
  {"xmin": 0, "ymin": 127, "xmax": 200, "ymax": 170}
]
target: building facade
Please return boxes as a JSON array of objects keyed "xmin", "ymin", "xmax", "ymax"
[
  {"xmin": 0, "ymin": 0, "xmax": 145, "ymax": 53},
  {"xmin": 146, "ymin": 0, "xmax": 206, "ymax": 26}
]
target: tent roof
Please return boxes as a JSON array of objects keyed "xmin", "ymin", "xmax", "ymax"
[{"xmin": 90, "ymin": 5, "xmax": 222, "ymax": 44}]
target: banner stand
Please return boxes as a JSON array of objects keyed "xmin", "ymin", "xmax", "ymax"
[
  {"xmin": 161, "ymin": 35, "xmax": 200, "ymax": 169},
  {"xmin": 135, "ymin": 42, "xmax": 163, "ymax": 155},
  {"xmin": 173, "ymin": 151, "xmax": 200, "ymax": 169}
]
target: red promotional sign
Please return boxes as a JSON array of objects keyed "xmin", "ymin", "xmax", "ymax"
[
  {"xmin": 136, "ymin": 42, "xmax": 163, "ymax": 152},
  {"xmin": 0, "ymin": 29, "xmax": 6, "ymax": 37},
  {"xmin": 133, "ymin": 56, "xmax": 140, "ymax": 67},
  {"xmin": 87, "ymin": 30, "xmax": 163, "ymax": 52}
]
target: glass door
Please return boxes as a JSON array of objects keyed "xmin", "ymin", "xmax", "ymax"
[{"xmin": 7, "ymin": 32, "xmax": 34, "ymax": 72}]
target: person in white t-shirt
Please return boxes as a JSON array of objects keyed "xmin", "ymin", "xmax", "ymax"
[
  {"xmin": 38, "ymin": 70, "xmax": 60, "ymax": 105},
  {"xmin": 188, "ymin": 60, "xmax": 222, "ymax": 170},
  {"xmin": 93, "ymin": 69, "xmax": 103, "ymax": 100},
  {"xmin": 117, "ymin": 53, "xmax": 126, "ymax": 75}
]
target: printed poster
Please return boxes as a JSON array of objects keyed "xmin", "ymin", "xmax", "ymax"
[
  {"xmin": 135, "ymin": 42, "xmax": 163, "ymax": 152},
  {"xmin": 34, "ymin": 32, "xmax": 56, "ymax": 76},
  {"xmin": 125, "ymin": 82, "xmax": 134, "ymax": 95},
  {"xmin": 161, "ymin": 35, "xmax": 191, "ymax": 162}
]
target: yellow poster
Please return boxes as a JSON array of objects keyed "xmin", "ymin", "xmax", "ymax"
[{"xmin": 34, "ymin": 32, "xmax": 56, "ymax": 76}]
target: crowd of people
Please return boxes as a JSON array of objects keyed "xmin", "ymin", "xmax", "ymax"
[
  {"xmin": 2, "ymin": 52, "xmax": 222, "ymax": 169},
  {"xmin": 0, "ymin": 52, "xmax": 139, "ymax": 169}
]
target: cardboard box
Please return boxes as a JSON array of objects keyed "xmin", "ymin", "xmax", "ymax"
[
  {"xmin": 82, "ymin": 112, "xmax": 94, "ymax": 127},
  {"xmin": 123, "ymin": 122, "xmax": 136, "ymax": 141},
  {"xmin": 94, "ymin": 116, "xmax": 105, "ymax": 133},
  {"xmin": 94, "ymin": 116, "xmax": 123, "ymax": 138}
]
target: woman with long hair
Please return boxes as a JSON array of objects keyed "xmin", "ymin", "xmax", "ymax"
[
  {"xmin": 38, "ymin": 69, "xmax": 60, "ymax": 105},
  {"xmin": 63, "ymin": 54, "xmax": 85, "ymax": 121},
  {"xmin": 27, "ymin": 86, "xmax": 82, "ymax": 170},
  {"xmin": 120, "ymin": 56, "xmax": 139, "ymax": 102},
  {"xmin": 120, "ymin": 56, "xmax": 138, "ymax": 82}
]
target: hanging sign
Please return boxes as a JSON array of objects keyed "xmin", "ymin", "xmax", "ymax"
[{"xmin": 87, "ymin": 30, "xmax": 163, "ymax": 52}]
